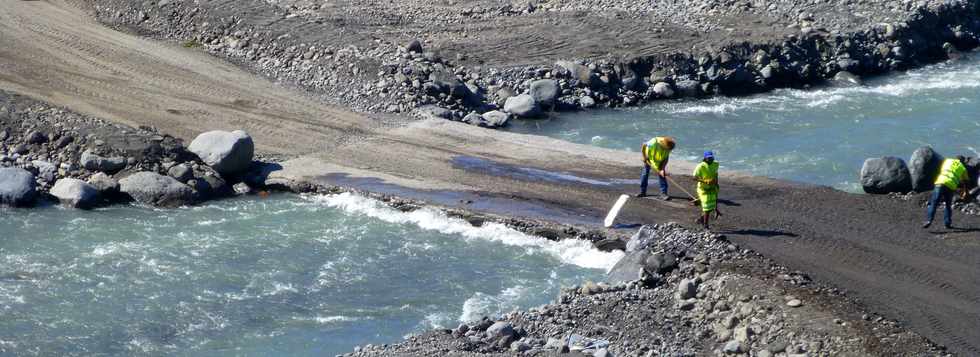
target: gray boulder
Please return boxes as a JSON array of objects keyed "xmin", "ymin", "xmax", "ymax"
[
  {"xmin": 674, "ymin": 79, "xmax": 701, "ymax": 97},
  {"xmin": 485, "ymin": 321, "xmax": 515, "ymax": 339},
  {"xmin": 677, "ymin": 278, "xmax": 697, "ymax": 299},
  {"xmin": 480, "ymin": 111, "xmax": 510, "ymax": 128},
  {"xmin": 909, "ymin": 146, "xmax": 944, "ymax": 192},
  {"xmin": 652, "ymin": 82, "xmax": 675, "ymax": 98},
  {"xmin": 416, "ymin": 105, "xmax": 452, "ymax": 120},
  {"xmin": 556, "ymin": 60, "xmax": 595, "ymax": 87},
  {"xmin": 119, "ymin": 172, "xmax": 195, "ymax": 207},
  {"xmin": 626, "ymin": 225, "xmax": 658, "ymax": 252},
  {"xmin": 50, "ymin": 178, "xmax": 100, "ymax": 209},
  {"xmin": 32, "ymin": 160, "xmax": 57, "ymax": 183},
  {"xmin": 607, "ymin": 249, "xmax": 677, "ymax": 284},
  {"xmin": 464, "ymin": 111, "xmax": 510, "ymax": 128},
  {"xmin": 832, "ymin": 71, "xmax": 863, "ymax": 86},
  {"xmin": 503, "ymin": 94, "xmax": 542, "ymax": 118},
  {"xmin": 579, "ymin": 96, "xmax": 596, "ymax": 108},
  {"xmin": 87, "ymin": 172, "xmax": 120, "ymax": 196},
  {"xmin": 860, "ymin": 157, "xmax": 913, "ymax": 194},
  {"xmin": 0, "ymin": 167, "xmax": 37, "ymax": 207},
  {"xmin": 81, "ymin": 150, "xmax": 127, "ymax": 174},
  {"xmin": 529, "ymin": 79, "xmax": 559, "ymax": 109},
  {"xmin": 406, "ymin": 39, "xmax": 423, "ymax": 53},
  {"xmin": 167, "ymin": 164, "xmax": 194, "ymax": 182},
  {"xmin": 188, "ymin": 130, "xmax": 255, "ymax": 177}
]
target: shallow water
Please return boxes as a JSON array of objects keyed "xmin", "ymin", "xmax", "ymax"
[
  {"xmin": 509, "ymin": 52, "xmax": 980, "ymax": 192},
  {"xmin": 0, "ymin": 194, "xmax": 620, "ymax": 356}
]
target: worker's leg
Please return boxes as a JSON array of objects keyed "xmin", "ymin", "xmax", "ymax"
[
  {"xmin": 658, "ymin": 172, "xmax": 668, "ymax": 195},
  {"xmin": 942, "ymin": 187, "xmax": 954, "ymax": 228},
  {"xmin": 924, "ymin": 185, "xmax": 942, "ymax": 227},
  {"xmin": 638, "ymin": 165, "xmax": 650, "ymax": 196},
  {"xmin": 702, "ymin": 211, "xmax": 711, "ymax": 229}
]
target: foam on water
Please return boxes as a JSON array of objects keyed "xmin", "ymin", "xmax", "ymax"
[{"xmin": 307, "ymin": 193, "xmax": 624, "ymax": 270}]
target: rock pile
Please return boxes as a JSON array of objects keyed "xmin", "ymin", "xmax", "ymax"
[{"xmin": 0, "ymin": 91, "xmax": 267, "ymax": 209}]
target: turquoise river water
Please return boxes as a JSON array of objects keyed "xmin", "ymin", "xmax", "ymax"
[
  {"xmin": 511, "ymin": 52, "xmax": 980, "ymax": 192},
  {"xmin": 0, "ymin": 194, "xmax": 621, "ymax": 356}
]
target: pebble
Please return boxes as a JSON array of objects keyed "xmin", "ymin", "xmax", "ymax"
[{"xmin": 787, "ymin": 299, "xmax": 803, "ymax": 307}]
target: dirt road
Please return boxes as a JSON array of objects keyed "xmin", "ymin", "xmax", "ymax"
[{"xmin": 1, "ymin": 1, "xmax": 978, "ymax": 354}]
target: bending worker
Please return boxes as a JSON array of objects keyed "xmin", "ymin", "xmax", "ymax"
[
  {"xmin": 923, "ymin": 155, "xmax": 972, "ymax": 229},
  {"xmin": 693, "ymin": 151, "xmax": 721, "ymax": 229},
  {"xmin": 639, "ymin": 136, "xmax": 676, "ymax": 200}
]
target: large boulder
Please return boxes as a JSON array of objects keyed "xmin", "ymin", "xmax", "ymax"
[
  {"xmin": 860, "ymin": 157, "xmax": 913, "ymax": 194},
  {"xmin": 529, "ymin": 79, "xmax": 559, "ymax": 109},
  {"xmin": 464, "ymin": 111, "xmax": 510, "ymax": 128},
  {"xmin": 119, "ymin": 172, "xmax": 195, "ymax": 207},
  {"xmin": 80, "ymin": 150, "xmax": 127, "ymax": 174},
  {"xmin": 607, "ymin": 249, "xmax": 677, "ymax": 285},
  {"xmin": 503, "ymin": 94, "xmax": 542, "ymax": 118},
  {"xmin": 626, "ymin": 225, "xmax": 658, "ymax": 252},
  {"xmin": 32, "ymin": 160, "xmax": 57, "ymax": 183},
  {"xmin": 652, "ymin": 82, "xmax": 675, "ymax": 98},
  {"xmin": 188, "ymin": 130, "xmax": 255, "ymax": 177},
  {"xmin": 556, "ymin": 61, "xmax": 595, "ymax": 87},
  {"xmin": 50, "ymin": 178, "xmax": 100, "ymax": 209},
  {"xmin": 87, "ymin": 172, "xmax": 120, "ymax": 196},
  {"xmin": 908, "ymin": 146, "xmax": 944, "ymax": 192},
  {"xmin": 0, "ymin": 167, "xmax": 37, "ymax": 207}
]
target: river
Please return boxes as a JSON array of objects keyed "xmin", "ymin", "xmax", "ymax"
[
  {"xmin": 510, "ymin": 52, "xmax": 980, "ymax": 192},
  {"xmin": 0, "ymin": 194, "xmax": 620, "ymax": 356}
]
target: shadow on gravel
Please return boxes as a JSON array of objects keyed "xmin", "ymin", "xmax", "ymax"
[
  {"xmin": 721, "ymin": 229, "xmax": 799, "ymax": 238},
  {"xmin": 930, "ymin": 227, "xmax": 980, "ymax": 234}
]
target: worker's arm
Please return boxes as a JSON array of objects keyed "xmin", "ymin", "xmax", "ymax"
[
  {"xmin": 661, "ymin": 157, "xmax": 669, "ymax": 176},
  {"xmin": 640, "ymin": 144, "xmax": 648, "ymax": 166}
]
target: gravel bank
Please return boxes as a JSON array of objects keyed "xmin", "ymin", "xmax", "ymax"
[
  {"xmin": 78, "ymin": 0, "xmax": 980, "ymax": 123},
  {"xmin": 344, "ymin": 223, "xmax": 947, "ymax": 356}
]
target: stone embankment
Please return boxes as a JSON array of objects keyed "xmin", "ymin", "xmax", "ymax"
[
  {"xmin": 344, "ymin": 223, "xmax": 947, "ymax": 357},
  {"xmin": 81, "ymin": 0, "xmax": 980, "ymax": 126},
  {"xmin": 860, "ymin": 145, "xmax": 980, "ymax": 217},
  {"xmin": 0, "ymin": 90, "xmax": 270, "ymax": 209}
]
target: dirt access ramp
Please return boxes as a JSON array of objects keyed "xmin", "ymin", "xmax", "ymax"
[{"xmin": 0, "ymin": 1, "xmax": 979, "ymax": 355}]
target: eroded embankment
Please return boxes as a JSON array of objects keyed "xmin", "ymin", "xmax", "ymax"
[{"xmin": 79, "ymin": 0, "xmax": 980, "ymax": 123}]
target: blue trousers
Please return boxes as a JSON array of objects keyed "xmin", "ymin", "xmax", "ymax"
[
  {"xmin": 926, "ymin": 185, "xmax": 954, "ymax": 227},
  {"xmin": 640, "ymin": 165, "xmax": 668, "ymax": 195}
]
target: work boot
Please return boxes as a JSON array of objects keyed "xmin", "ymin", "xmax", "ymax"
[
  {"xmin": 944, "ymin": 223, "xmax": 953, "ymax": 229},
  {"xmin": 636, "ymin": 192, "xmax": 647, "ymax": 198},
  {"xmin": 921, "ymin": 221, "xmax": 932, "ymax": 229},
  {"xmin": 658, "ymin": 193, "xmax": 670, "ymax": 201}
]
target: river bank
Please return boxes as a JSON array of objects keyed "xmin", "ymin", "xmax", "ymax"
[{"xmin": 77, "ymin": 0, "xmax": 980, "ymax": 123}]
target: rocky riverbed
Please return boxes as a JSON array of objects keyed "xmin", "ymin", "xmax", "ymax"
[
  {"xmin": 345, "ymin": 223, "xmax": 947, "ymax": 356},
  {"xmin": 0, "ymin": 89, "xmax": 273, "ymax": 209},
  {"xmin": 77, "ymin": 0, "xmax": 980, "ymax": 125}
]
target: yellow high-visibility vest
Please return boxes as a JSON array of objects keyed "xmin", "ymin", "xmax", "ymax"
[
  {"xmin": 645, "ymin": 137, "xmax": 672, "ymax": 171},
  {"xmin": 694, "ymin": 161, "xmax": 720, "ymax": 194},
  {"xmin": 935, "ymin": 158, "xmax": 968, "ymax": 190}
]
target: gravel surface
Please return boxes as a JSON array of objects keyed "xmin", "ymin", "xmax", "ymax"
[{"xmin": 344, "ymin": 223, "xmax": 947, "ymax": 356}]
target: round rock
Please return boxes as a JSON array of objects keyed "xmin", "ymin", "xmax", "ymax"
[
  {"xmin": 50, "ymin": 178, "xmax": 100, "ymax": 209},
  {"xmin": 0, "ymin": 167, "xmax": 37, "ymax": 207},
  {"xmin": 529, "ymin": 79, "xmax": 559, "ymax": 109},
  {"xmin": 188, "ymin": 130, "xmax": 255, "ymax": 177},
  {"xmin": 119, "ymin": 171, "xmax": 195, "ymax": 207},
  {"xmin": 503, "ymin": 94, "xmax": 542, "ymax": 118},
  {"xmin": 860, "ymin": 156, "xmax": 912, "ymax": 194},
  {"xmin": 908, "ymin": 146, "xmax": 944, "ymax": 192}
]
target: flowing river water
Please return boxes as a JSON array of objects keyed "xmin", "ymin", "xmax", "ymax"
[
  {"xmin": 511, "ymin": 52, "xmax": 980, "ymax": 192},
  {"xmin": 0, "ymin": 194, "xmax": 621, "ymax": 356}
]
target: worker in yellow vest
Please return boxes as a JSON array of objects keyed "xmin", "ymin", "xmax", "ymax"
[
  {"xmin": 693, "ymin": 151, "xmax": 721, "ymax": 229},
  {"xmin": 638, "ymin": 136, "xmax": 676, "ymax": 200},
  {"xmin": 923, "ymin": 155, "xmax": 972, "ymax": 229}
]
